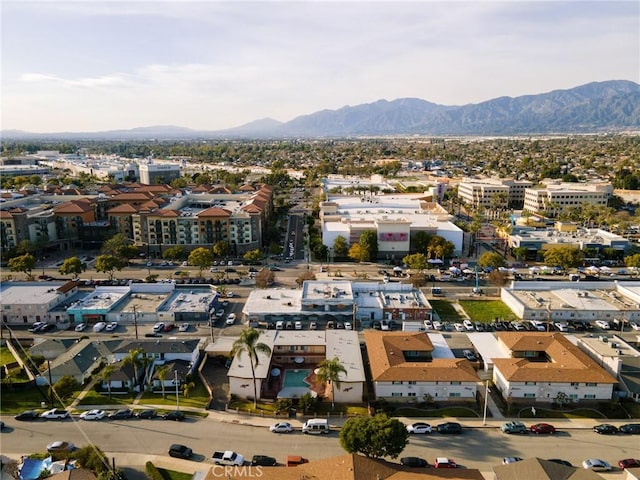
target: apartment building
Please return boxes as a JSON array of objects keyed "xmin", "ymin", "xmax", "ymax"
[{"xmin": 523, "ymin": 182, "xmax": 613, "ymax": 216}]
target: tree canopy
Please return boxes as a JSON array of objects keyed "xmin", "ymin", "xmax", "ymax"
[
  {"xmin": 58, "ymin": 256, "xmax": 86, "ymax": 277},
  {"xmin": 543, "ymin": 245, "xmax": 583, "ymax": 270},
  {"xmin": 8, "ymin": 253, "xmax": 36, "ymax": 279},
  {"xmin": 402, "ymin": 253, "xmax": 428, "ymax": 271},
  {"xmin": 478, "ymin": 252, "xmax": 507, "ymax": 269},
  {"xmin": 339, "ymin": 414, "xmax": 409, "ymax": 459},
  {"xmin": 102, "ymin": 233, "xmax": 137, "ymax": 259},
  {"xmin": 188, "ymin": 247, "xmax": 213, "ymax": 276},
  {"xmin": 95, "ymin": 255, "xmax": 125, "ymax": 280}
]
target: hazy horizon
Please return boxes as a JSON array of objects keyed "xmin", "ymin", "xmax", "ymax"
[{"xmin": 2, "ymin": 1, "xmax": 639, "ymax": 133}]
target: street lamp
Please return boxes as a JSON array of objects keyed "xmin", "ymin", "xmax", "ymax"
[{"xmin": 174, "ymin": 370, "xmax": 180, "ymax": 411}]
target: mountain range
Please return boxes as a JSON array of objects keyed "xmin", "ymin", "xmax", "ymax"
[{"xmin": 3, "ymin": 80, "xmax": 639, "ymax": 140}]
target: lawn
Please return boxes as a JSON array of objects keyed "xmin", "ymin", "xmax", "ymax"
[
  {"xmin": 518, "ymin": 407, "xmax": 607, "ymax": 419},
  {"xmin": 0, "ymin": 387, "xmax": 60, "ymax": 413},
  {"xmin": 227, "ymin": 398, "xmax": 368, "ymax": 416},
  {"xmin": 77, "ymin": 390, "xmax": 138, "ymax": 406},
  {"xmin": 459, "ymin": 300, "xmax": 517, "ymax": 322},
  {"xmin": 394, "ymin": 406, "xmax": 481, "ymax": 418},
  {"xmin": 0, "ymin": 346, "xmax": 16, "ymax": 366},
  {"xmin": 430, "ymin": 300, "xmax": 462, "ymax": 322},
  {"xmin": 138, "ymin": 378, "xmax": 210, "ymax": 409},
  {"xmin": 158, "ymin": 468, "xmax": 192, "ymax": 480}
]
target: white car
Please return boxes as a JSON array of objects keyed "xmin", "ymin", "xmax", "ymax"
[
  {"xmin": 80, "ymin": 409, "xmax": 105, "ymax": 421},
  {"xmin": 146, "ymin": 261, "xmax": 153, "ymax": 267},
  {"xmin": 93, "ymin": 322, "xmax": 107, "ymax": 332},
  {"xmin": 463, "ymin": 319, "xmax": 474, "ymax": 331},
  {"xmin": 582, "ymin": 459, "xmax": 612, "ymax": 472},
  {"xmin": 40, "ymin": 409, "xmax": 70, "ymax": 420},
  {"xmin": 295, "ymin": 321, "xmax": 303, "ymax": 330},
  {"xmin": 344, "ymin": 322, "xmax": 352, "ymax": 330},
  {"xmin": 630, "ymin": 321, "xmax": 640, "ymax": 331},
  {"xmin": 454, "ymin": 323, "xmax": 465, "ymax": 332},
  {"xmin": 74, "ymin": 323, "xmax": 87, "ymax": 332},
  {"xmin": 226, "ymin": 291, "xmax": 235, "ymax": 298},
  {"xmin": 152, "ymin": 322, "xmax": 165, "ymax": 333},
  {"xmin": 423, "ymin": 320, "xmax": 433, "ymax": 330},
  {"xmin": 406, "ymin": 422, "xmax": 432, "ymax": 434},
  {"xmin": 178, "ymin": 323, "xmax": 189, "ymax": 332},
  {"xmin": 29, "ymin": 322, "xmax": 46, "ymax": 332},
  {"xmin": 595, "ymin": 320, "xmax": 611, "ymax": 330},
  {"xmin": 269, "ymin": 422, "xmax": 293, "ymax": 433},
  {"xmin": 309, "ymin": 322, "xmax": 318, "ymax": 330},
  {"xmin": 554, "ymin": 322, "xmax": 569, "ymax": 332},
  {"xmin": 225, "ymin": 313, "xmax": 236, "ymax": 325},
  {"xmin": 105, "ymin": 322, "xmax": 118, "ymax": 332},
  {"xmin": 433, "ymin": 321, "xmax": 443, "ymax": 330}
]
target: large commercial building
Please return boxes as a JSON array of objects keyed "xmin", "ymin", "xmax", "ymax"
[
  {"xmin": 138, "ymin": 161, "xmax": 181, "ymax": 185},
  {"xmin": 0, "ymin": 281, "xmax": 80, "ymax": 325},
  {"xmin": 523, "ymin": 182, "xmax": 613, "ymax": 216},
  {"xmin": 458, "ymin": 178, "xmax": 533, "ymax": 209}
]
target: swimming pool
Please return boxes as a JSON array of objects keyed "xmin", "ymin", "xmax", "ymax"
[{"xmin": 277, "ymin": 369, "xmax": 314, "ymax": 399}]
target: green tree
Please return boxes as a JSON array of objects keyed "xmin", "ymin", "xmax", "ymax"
[
  {"xmin": 478, "ymin": 252, "xmax": 507, "ymax": 270},
  {"xmin": 339, "ymin": 414, "xmax": 409, "ymax": 459},
  {"xmin": 213, "ymin": 241, "xmax": 231, "ymax": 258},
  {"xmin": 72, "ymin": 445, "xmax": 111, "ymax": 474},
  {"xmin": 427, "ymin": 235, "xmax": 455, "ymax": 261},
  {"xmin": 402, "ymin": 253, "xmax": 428, "ymax": 271},
  {"xmin": 58, "ymin": 256, "xmax": 86, "ymax": 277},
  {"xmin": 359, "ymin": 230, "xmax": 378, "ymax": 262},
  {"xmin": 543, "ymin": 245, "xmax": 583, "ymax": 270},
  {"xmin": 155, "ymin": 364, "xmax": 170, "ymax": 399},
  {"xmin": 231, "ymin": 328, "xmax": 272, "ymax": 409},
  {"xmin": 625, "ymin": 253, "xmax": 640, "ymax": 269},
  {"xmin": 412, "ymin": 231, "xmax": 431, "ymax": 254},
  {"xmin": 242, "ymin": 249, "xmax": 262, "ymax": 264},
  {"xmin": 332, "ymin": 236, "xmax": 348, "ymax": 258},
  {"xmin": 295, "ymin": 270, "xmax": 316, "ymax": 287},
  {"xmin": 162, "ymin": 246, "xmax": 186, "ymax": 261},
  {"xmin": 8, "ymin": 253, "xmax": 36, "ymax": 280},
  {"xmin": 188, "ymin": 247, "xmax": 214, "ymax": 276},
  {"xmin": 512, "ymin": 246, "xmax": 528, "ymax": 261},
  {"xmin": 298, "ymin": 392, "xmax": 317, "ymax": 414},
  {"xmin": 182, "ymin": 380, "xmax": 196, "ymax": 398},
  {"xmin": 102, "ymin": 233, "xmax": 137, "ymax": 259},
  {"xmin": 52, "ymin": 375, "xmax": 80, "ymax": 401},
  {"xmin": 100, "ymin": 364, "xmax": 116, "ymax": 399},
  {"xmin": 255, "ymin": 268, "xmax": 274, "ymax": 288},
  {"xmin": 315, "ymin": 357, "xmax": 347, "ymax": 409},
  {"xmin": 16, "ymin": 239, "xmax": 37, "ymax": 255},
  {"xmin": 95, "ymin": 255, "xmax": 125, "ymax": 281},
  {"xmin": 122, "ymin": 348, "xmax": 144, "ymax": 390}
]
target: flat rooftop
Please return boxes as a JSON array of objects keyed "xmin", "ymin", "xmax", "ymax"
[
  {"xmin": 510, "ymin": 285, "xmax": 620, "ymax": 312},
  {"xmin": 0, "ymin": 282, "xmax": 69, "ymax": 305},
  {"xmin": 116, "ymin": 292, "xmax": 170, "ymax": 314},
  {"xmin": 243, "ymin": 289, "xmax": 303, "ymax": 315},
  {"xmin": 302, "ymin": 280, "xmax": 353, "ymax": 303},
  {"xmin": 71, "ymin": 287, "xmax": 129, "ymax": 312},
  {"xmin": 158, "ymin": 288, "xmax": 216, "ymax": 313}
]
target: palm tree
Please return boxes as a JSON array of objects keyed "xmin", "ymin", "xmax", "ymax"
[
  {"xmin": 231, "ymin": 328, "xmax": 272, "ymax": 409},
  {"xmin": 101, "ymin": 364, "xmax": 116, "ymax": 399},
  {"xmin": 315, "ymin": 357, "xmax": 347, "ymax": 409},
  {"xmin": 182, "ymin": 380, "xmax": 196, "ymax": 398},
  {"xmin": 155, "ymin": 364, "xmax": 170, "ymax": 399},
  {"xmin": 123, "ymin": 348, "xmax": 144, "ymax": 390}
]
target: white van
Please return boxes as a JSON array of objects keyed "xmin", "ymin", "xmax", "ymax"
[
  {"xmin": 275, "ymin": 320, "xmax": 284, "ymax": 330},
  {"xmin": 302, "ymin": 418, "xmax": 330, "ymax": 435}
]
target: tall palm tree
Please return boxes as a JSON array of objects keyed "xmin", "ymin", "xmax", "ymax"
[
  {"xmin": 122, "ymin": 348, "xmax": 144, "ymax": 390},
  {"xmin": 231, "ymin": 328, "xmax": 272, "ymax": 409},
  {"xmin": 155, "ymin": 364, "xmax": 170, "ymax": 399},
  {"xmin": 315, "ymin": 357, "xmax": 347, "ymax": 409},
  {"xmin": 101, "ymin": 364, "xmax": 116, "ymax": 399},
  {"xmin": 182, "ymin": 380, "xmax": 196, "ymax": 398}
]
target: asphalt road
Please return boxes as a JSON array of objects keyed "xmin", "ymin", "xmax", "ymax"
[{"xmin": 1, "ymin": 416, "xmax": 639, "ymax": 474}]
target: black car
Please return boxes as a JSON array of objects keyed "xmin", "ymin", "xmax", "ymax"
[
  {"xmin": 400, "ymin": 457, "xmax": 429, "ymax": 468},
  {"xmin": 136, "ymin": 409, "xmax": 157, "ymax": 419},
  {"xmin": 168, "ymin": 444, "xmax": 193, "ymax": 459},
  {"xmin": 108, "ymin": 409, "xmax": 134, "ymax": 420},
  {"xmin": 547, "ymin": 459, "xmax": 573, "ymax": 467},
  {"xmin": 593, "ymin": 424, "xmax": 618, "ymax": 435},
  {"xmin": 162, "ymin": 411, "xmax": 185, "ymax": 421},
  {"xmin": 251, "ymin": 455, "xmax": 277, "ymax": 466},
  {"xmin": 437, "ymin": 422, "xmax": 463, "ymax": 434},
  {"xmin": 15, "ymin": 410, "xmax": 40, "ymax": 421},
  {"xmin": 619, "ymin": 423, "xmax": 640, "ymax": 434}
]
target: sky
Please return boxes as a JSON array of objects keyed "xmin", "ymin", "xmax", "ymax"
[{"xmin": 1, "ymin": 0, "xmax": 639, "ymax": 133}]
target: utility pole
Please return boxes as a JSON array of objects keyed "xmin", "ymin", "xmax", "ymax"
[
  {"xmin": 174, "ymin": 370, "xmax": 180, "ymax": 411},
  {"xmin": 133, "ymin": 305, "xmax": 139, "ymax": 340}
]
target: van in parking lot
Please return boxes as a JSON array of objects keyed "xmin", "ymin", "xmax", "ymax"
[{"xmin": 302, "ymin": 418, "xmax": 330, "ymax": 434}]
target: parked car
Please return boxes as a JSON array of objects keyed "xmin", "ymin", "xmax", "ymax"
[
  {"xmin": 501, "ymin": 421, "xmax": 528, "ymax": 434},
  {"xmin": 463, "ymin": 319, "xmax": 474, "ymax": 331},
  {"xmin": 344, "ymin": 322, "xmax": 353, "ymax": 330},
  {"xmin": 593, "ymin": 424, "xmax": 618, "ymax": 435},
  {"xmin": 15, "ymin": 410, "xmax": 40, "ymax": 421},
  {"xmin": 251, "ymin": 455, "xmax": 277, "ymax": 466},
  {"xmin": 434, "ymin": 457, "xmax": 457, "ymax": 468},
  {"xmin": 462, "ymin": 349, "xmax": 477, "ymax": 361},
  {"xmin": 162, "ymin": 410, "xmax": 185, "ymax": 421},
  {"xmin": 595, "ymin": 320, "xmax": 611, "ymax": 329},
  {"xmin": 105, "ymin": 322, "xmax": 118, "ymax": 332},
  {"xmin": 93, "ymin": 322, "xmax": 107, "ymax": 332},
  {"xmin": 582, "ymin": 459, "xmax": 612, "ymax": 472},
  {"xmin": 46, "ymin": 441, "xmax": 75, "ymax": 453},
  {"xmin": 40, "ymin": 409, "xmax": 70, "ymax": 420},
  {"xmin": 619, "ymin": 458, "xmax": 640, "ymax": 469},
  {"xmin": 74, "ymin": 323, "xmax": 87, "ymax": 332},
  {"xmin": 286, "ymin": 456, "xmax": 309, "ymax": 467},
  {"xmin": 309, "ymin": 322, "xmax": 318, "ymax": 330},
  {"xmin": 295, "ymin": 321, "xmax": 303, "ymax": 330},
  {"xmin": 79, "ymin": 409, "xmax": 105, "ymax": 421},
  {"xmin": 453, "ymin": 323, "xmax": 465, "ymax": 332},
  {"xmin": 502, "ymin": 457, "xmax": 523, "ymax": 464},
  {"xmin": 212, "ymin": 450, "xmax": 244, "ymax": 466},
  {"xmin": 226, "ymin": 313, "xmax": 236, "ymax": 325},
  {"xmin": 437, "ymin": 422, "xmax": 463, "ymax": 434},
  {"xmin": 178, "ymin": 323, "xmax": 189, "ymax": 332},
  {"xmin": 152, "ymin": 322, "xmax": 165, "ymax": 333},
  {"xmin": 108, "ymin": 409, "xmax": 134, "ymax": 420},
  {"xmin": 530, "ymin": 423, "xmax": 556, "ymax": 434},
  {"xmin": 28, "ymin": 322, "xmax": 46, "ymax": 332},
  {"xmin": 406, "ymin": 422, "xmax": 432, "ymax": 434},
  {"xmin": 163, "ymin": 323, "xmax": 175, "ymax": 332},
  {"xmin": 619, "ymin": 423, "xmax": 640, "ymax": 434},
  {"xmin": 136, "ymin": 409, "xmax": 157, "ymax": 419},
  {"xmin": 400, "ymin": 457, "xmax": 429, "ymax": 468},
  {"xmin": 168, "ymin": 444, "xmax": 193, "ymax": 459},
  {"xmin": 39, "ymin": 324, "xmax": 56, "ymax": 333},
  {"xmin": 547, "ymin": 459, "xmax": 573, "ymax": 467},
  {"xmin": 630, "ymin": 321, "xmax": 640, "ymax": 331},
  {"xmin": 270, "ymin": 422, "xmax": 294, "ymax": 433}
]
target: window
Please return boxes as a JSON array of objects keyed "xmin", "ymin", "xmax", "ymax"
[
  {"xmin": 408, "ymin": 392, "xmax": 416, "ymax": 397},
  {"xmin": 408, "ymin": 381, "xmax": 416, "ymax": 385},
  {"xmin": 524, "ymin": 393, "xmax": 536, "ymax": 398},
  {"xmin": 583, "ymin": 394, "xmax": 596, "ymax": 399},
  {"xmin": 449, "ymin": 392, "xmax": 461, "ymax": 397},
  {"xmin": 570, "ymin": 382, "xmax": 579, "ymax": 386},
  {"xmin": 391, "ymin": 392, "xmax": 403, "ymax": 397},
  {"xmin": 525, "ymin": 381, "xmax": 537, "ymax": 386},
  {"xmin": 569, "ymin": 394, "xmax": 578, "ymax": 400},
  {"xmin": 450, "ymin": 381, "xmax": 461, "ymax": 385},
  {"xmin": 392, "ymin": 381, "xmax": 403, "ymax": 385},
  {"xmin": 586, "ymin": 382, "xmax": 597, "ymax": 387}
]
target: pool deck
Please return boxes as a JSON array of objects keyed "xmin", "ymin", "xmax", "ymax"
[{"xmin": 262, "ymin": 364, "xmax": 326, "ymax": 400}]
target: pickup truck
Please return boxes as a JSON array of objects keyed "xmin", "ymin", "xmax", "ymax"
[{"xmin": 212, "ymin": 450, "xmax": 244, "ymax": 466}]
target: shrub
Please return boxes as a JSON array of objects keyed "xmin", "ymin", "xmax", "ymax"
[{"xmin": 145, "ymin": 462, "xmax": 163, "ymax": 480}]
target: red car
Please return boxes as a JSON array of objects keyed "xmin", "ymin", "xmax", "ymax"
[
  {"xmin": 163, "ymin": 323, "xmax": 175, "ymax": 332},
  {"xmin": 530, "ymin": 423, "xmax": 556, "ymax": 434},
  {"xmin": 619, "ymin": 459, "xmax": 640, "ymax": 469}
]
